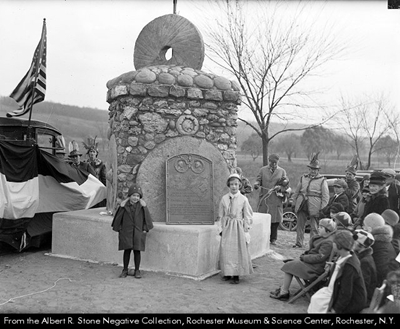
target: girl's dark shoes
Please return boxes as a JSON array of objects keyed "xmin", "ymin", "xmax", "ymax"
[
  {"xmin": 230, "ymin": 276, "xmax": 239, "ymax": 284},
  {"xmin": 119, "ymin": 269, "xmax": 128, "ymax": 278},
  {"xmin": 127, "ymin": 269, "xmax": 142, "ymax": 278},
  {"xmin": 222, "ymin": 276, "xmax": 232, "ymax": 281}
]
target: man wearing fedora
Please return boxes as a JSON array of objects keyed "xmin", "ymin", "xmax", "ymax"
[
  {"xmin": 290, "ymin": 153, "xmax": 329, "ymax": 248},
  {"xmin": 68, "ymin": 140, "xmax": 96, "ymax": 176},
  {"xmin": 382, "ymin": 168, "xmax": 400, "ymax": 217},
  {"xmin": 253, "ymin": 153, "xmax": 289, "ymax": 246}
]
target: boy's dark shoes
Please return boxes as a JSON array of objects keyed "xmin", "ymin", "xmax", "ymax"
[
  {"xmin": 230, "ymin": 276, "xmax": 239, "ymax": 284},
  {"xmin": 283, "ymin": 258, "xmax": 294, "ymax": 263},
  {"xmin": 222, "ymin": 276, "xmax": 232, "ymax": 281},
  {"xmin": 119, "ymin": 269, "xmax": 128, "ymax": 278},
  {"xmin": 134, "ymin": 270, "xmax": 142, "ymax": 279},
  {"xmin": 292, "ymin": 244, "xmax": 302, "ymax": 248}
]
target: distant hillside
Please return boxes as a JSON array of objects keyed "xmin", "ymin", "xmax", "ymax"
[
  {"xmin": 0, "ymin": 96, "xmax": 304, "ymax": 155},
  {"xmin": 0, "ymin": 96, "xmax": 109, "ymax": 154}
]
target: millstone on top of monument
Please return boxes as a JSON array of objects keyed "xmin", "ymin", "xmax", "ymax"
[{"xmin": 134, "ymin": 14, "xmax": 205, "ymax": 70}]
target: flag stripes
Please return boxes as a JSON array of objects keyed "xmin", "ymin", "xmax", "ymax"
[
  {"xmin": 0, "ymin": 141, "xmax": 106, "ymax": 220},
  {"xmin": 7, "ymin": 19, "xmax": 47, "ymax": 118}
]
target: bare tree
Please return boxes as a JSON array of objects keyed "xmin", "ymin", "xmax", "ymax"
[
  {"xmin": 203, "ymin": 0, "xmax": 346, "ymax": 165},
  {"xmin": 337, "ymin": 93, "xmax": 398, "ymax": 169}
]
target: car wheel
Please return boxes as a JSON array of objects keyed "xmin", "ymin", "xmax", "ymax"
[{"xmin": 280, "ymin": 211, "xmax": 297, "ymax": 231}]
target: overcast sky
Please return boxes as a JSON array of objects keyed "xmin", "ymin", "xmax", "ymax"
[{"xmin": 0, "ymin": 0, "xmax": 399, "ymax": 121}]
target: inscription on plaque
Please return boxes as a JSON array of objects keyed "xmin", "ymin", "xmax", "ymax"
[{"xmin": 166, "ymin": 154, "xmax": 214, "ymax": 224}]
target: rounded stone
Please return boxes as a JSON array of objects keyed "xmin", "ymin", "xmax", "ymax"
[
  {"xmin": 135, "ymin": 68, "xmax": 157, "ymax": 84},
  {"xmin": 194, "ymin": 75, "xmax": 214, "ymax": 89},
  {"xmin": 177, "ymin": 74, "xmax": 193, "ymax": 87},
  {"xmin": 214, "ymin": 76, "xmax": 231, "ymax": 90},
  {"xmin": 158, "ymin": 72, "xmax": 176, "ymax": 85}
]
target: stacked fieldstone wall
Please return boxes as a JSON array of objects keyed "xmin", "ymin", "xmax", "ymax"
[{"xmin": 106, "ymin": 64, "xmax": 241, "ymax": 203}]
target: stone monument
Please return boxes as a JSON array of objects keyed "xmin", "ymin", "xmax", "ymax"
[{"xmin": 51, "ymin": 13, "xmax": 270, "ymax": 279}]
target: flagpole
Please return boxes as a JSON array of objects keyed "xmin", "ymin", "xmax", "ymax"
[
  {"xmin": 173, "ymin": 0, "xmax": 177, "ymax": 14},
  {"xmin": 27, "ymin": 18, "xmax": 46, "ymax": 141}
]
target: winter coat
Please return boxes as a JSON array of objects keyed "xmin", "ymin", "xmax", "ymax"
[
  {"xmin": 392, "ymin": 223, "xmax": 400, "ymax": 255},
  {"xmin": 281, "ymin": 231, "xmax": 335, "ymax": 280},
  {"xmin": 371, "ymin": 225, "xmax": 399, "ymax": 286},
  {"xmin": 355, "ymin": 247, "xmax": 377, "ymax": 304},
  {"xmin": 255, "ymin": 165, "xmax": 288, "ymax": 223},
  {"xmin": 387, "ymin": 181, "xmax": 400, "ymax": 216},
  {"xmin": 361, "ymin": 190, "xmax": 390, "ymax": 221},
  {"xmin": 111, "ymin": 198, "xmax": 154, "ymax": 251},
  {"xmin": 328, "ymin": 253, "xmax": 367, "ymax": 313},
  {"xmin": 292, "ymin": 174, "xmax": 329, "ymax": 217},
  {"xmin": 345, "ymin": 178, "xmax": 360, "ymax": 214},
  {"xmin": 87, "ymin": 158, "xmax": 107, "ymax": 186},
  {"xmin": 320, "ymin": 192, "xmax": 349, "ymax": 218}
]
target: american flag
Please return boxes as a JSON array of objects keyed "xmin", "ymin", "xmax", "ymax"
[{"xmin": 7, "ymin": 19, "xmax": 47, "ymax": 118}]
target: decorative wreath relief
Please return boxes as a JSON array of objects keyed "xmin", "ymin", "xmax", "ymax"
[{"xmin": 176, "ymin": 115, "xmax": 199, "ymax": 135}]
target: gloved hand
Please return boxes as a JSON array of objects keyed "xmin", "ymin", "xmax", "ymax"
[{"xmin": 139, "ymin": 199, "xmax": 147, "ymax": 207}]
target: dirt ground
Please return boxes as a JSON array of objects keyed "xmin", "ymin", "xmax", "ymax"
[{"xmin": 0, "ymin": 231, "xmax": 309, "ymax": 314}]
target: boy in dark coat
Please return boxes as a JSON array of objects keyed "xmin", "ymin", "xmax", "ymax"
[
  {"xmin": 320, "ymin": 179, "xmax": 349, "ymax": 218},
  {"xmin": 353, "ymin": 229, "xmax": 377, "ymax": 305},
  {"xmin": 112, "ymin": 184, "xmax": 154, "ymax": 278}
]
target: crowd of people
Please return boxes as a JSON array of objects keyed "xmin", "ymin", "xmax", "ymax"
[
  {"xmin": 223, "ymin": 153, "xmax": 400, "ymax": 313},
  {"xmin": 56, "ymin": 136, "xmax": 399, "ymax": 313}
]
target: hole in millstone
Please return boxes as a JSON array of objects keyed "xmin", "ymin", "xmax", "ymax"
[{"xmin": 159, "ymin": 46, "xmax": 173, "ymax": 61}]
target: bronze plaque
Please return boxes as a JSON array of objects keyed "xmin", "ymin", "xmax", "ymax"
[{"xmin": 166, "ymin": 154, "xmax": 214, "ymax": 224}]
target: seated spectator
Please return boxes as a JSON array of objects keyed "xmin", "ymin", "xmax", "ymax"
[
  {"xmin": 352, "ymin": 186, "xmax": 371, "ymax": 228},
  {"xmin": 382, "ymin": 209, "xmax": 400, "ymax": 228},
  {"xmin": 320, "ymin": 179, "xmax": 349, "ymax": 218},
  {"xmin": 363, "ymin": 213, "xmax": 385, "ymax": 233},
  {"xmin": 378, "ymin": 269, "xmax": 400, "ymax": 313},
  {"xmin": 382, "ymin": 210, "xmax": 400, "ymax": 254},
  {"xmin": 330, "ymin": 203, "xmax": 345, "ymax": 219},
  {"xmin": 270, "ymin": 218, "xmax": 337, "ymax": 301},
  {"xmin": 361, "ymin": 172, "xmax": 390, "ymax": 225},
  {"xmin": 308, "ymin": 230, "xmax": 367, "ymax": 313},
  {"xmin": 353, "ymin": 229, "xmax": 377, "ymax": 305},
  {"xmin": 392, "ymin": 224, "xmax": 400, "ymax": 255},
  {"xmin": 333, "ymin": 212, "xmax": 353, "ymax": 231},
  {"xmin": 371, "ymin": 224, "xmax": 399, "ymax": 286}
]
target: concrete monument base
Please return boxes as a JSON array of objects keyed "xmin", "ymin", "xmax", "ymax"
[{"xmin": 50, "ymin": 208, "xmax": 270, "ymax": 280}]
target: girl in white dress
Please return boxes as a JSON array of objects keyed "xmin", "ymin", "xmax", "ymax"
[{"xmin": 217, "ymin": 173, "xmax": 254, "ymax": 284}]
